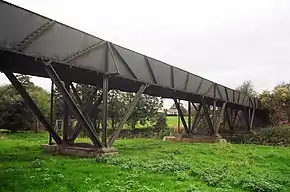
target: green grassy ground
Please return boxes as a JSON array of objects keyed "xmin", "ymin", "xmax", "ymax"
[
  {"xmin": 166, "ymin": 116, "xmax": 188, "ymax": 128},
  {"xmin": 0, "ymin": 132, "xmax": 290, "ymax": 192},
  {"xmin": 98, "ymin": 116, "xmax": 180, "ymax": 129}
]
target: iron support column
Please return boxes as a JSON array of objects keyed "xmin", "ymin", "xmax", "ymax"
[
  {"xmin": 213, "ymin": 100, "xmax": 217, "ymax": 134},
  {"xmin": 49, "ymin": 81, "xmax": 54, "ymax": 145},
  {"xmin": 63, "ymin": 82, "xmax": 70, "ymax": 143},
  {"xmin": 102, "ymin": 75, "xmax": 109, "ymax": 147},
  {"xmin": 188, "ymin": 101, "xmax": 191, "ymax": 131}
]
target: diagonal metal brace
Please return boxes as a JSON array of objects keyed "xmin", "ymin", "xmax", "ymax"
[
  {"xmin": 14, "ymin": 20, "xmax": 55, "ymax": 51},
  {"xmin": 69, "ymin": 83, "xmax": 100, "ymax": 140},
  {"xmin": 63, "ymin": 41, "xmax": 106, "ymax": 63},
  {"xmin": 43, "ymin": 61, "xmax": 103, "ymax": 148},
  {"xmin": 215, "ymin": 102, "xmax": 227, "ymax": 134},
  {"xmin": 4, "ymin": 72, "xmax": 63, "ymax": 144},
  {"xmin": 173, "ymin": 99, "xmax": 190, "ymax": 134},
  {"xmin": 108, "ymin": 84, "xmax": 147, "ymax": 146},
  {"xmin": 111, "ymin": 44, "xmax": 137, "ymax": 79},
  {"xmin": 250, "ymin": 108, "xmax": 256, "ymax": 130},
  {"xmin": 191, "ymin": 103, "xmax": 203, "ymax": 132},
  {"xmin": 201, "ymin": 98, "xmax": 214, "ymax": 134},
  {"xmin": 69, "ymin": 93, "xmax": 103, "ymax": 142}
]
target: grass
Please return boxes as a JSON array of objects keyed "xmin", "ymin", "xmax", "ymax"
[
  {"xmin": 166, "ymin": 116, "xmax": 188, "ymax": 128},
  {"xmin": 1, "ymin": 132, "xmax": 290, "ymax": 192},
  {"xmin": 72, "ymin": 116, "xmax": 181, "ymax": 130},
  {"xmin": 103, "ymin": 116, "xmax": 183, "ymax": 129}
]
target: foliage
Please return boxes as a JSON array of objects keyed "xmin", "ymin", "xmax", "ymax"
[
  {"xmin": 235, "ymin": 81, "xmax": 290, "ymax": 125},
  {"xmin": 0, "ymin": 74, "xmax": 50, "ymax": 132},
  {"xmin": 124, "ymin": 93, "xmax": 163, "ymax": 129},
  {"xmin": 260, "ymin": 83, "xmax": 290, "ymax": 125},
  {"xmin": 245, "ymin": 126, "xmax": 290, "ymax": 146},
  {"xmin": 54, "ymin": 84, "xmax": 164, "ymax": 130},
  {"xmin": 1, "ymin": 132, "xmax": 290, "ymax": 191},
  {"xmin": 154, "ymin": 112, "xmax": 167, "ymax": 130},
  {"xmin": 0, "ymin": 100, "xmax": 33, "ymax": 132},
  {"xmin": 108, "ymin": 90, "xmax": 126, "ymax": 129},
  {"xmin": 235, "ymin": 80, "xmax": 257, "ymax": 97}
]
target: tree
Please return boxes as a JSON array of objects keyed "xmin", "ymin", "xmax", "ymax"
[
  {"xmin": 108, "ymin": 90, "xmax": 126, "ymax": 129},
  {"xmin": 16, "ymin": 74, "xmax": 34, "ymax": 90},
  {"xmin": 0, "ymin": 100, "xmax": 32, "ymax": 132},
  {"xmin": 50, "ymin": 81, "xmax": 164, "ymax": 130},
  {"xmin": 0, "ymin": 74, "xmax": 50, "ymax": 132},
  {"xmin": 154, "ymin": 112, "xmax": 167, "ymax": 130},
  {"xmin": 236, "ymin": 80, "xmax": 257, "ymax": 97},
  {"xmin": 260, "ymin": 83, "xmax": 290, "ymax": 125},
  {"xmin": 125, "ymin": 93, "xmax": 163, "ymax": 129}
]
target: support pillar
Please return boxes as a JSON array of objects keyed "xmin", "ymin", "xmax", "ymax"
[
  {"xmin": 102, "ymin": 75, "xmax": 109, "ymax": 147},
  {"xmin": 213, "ymin": 100, "xmax": 217, "ymax": 134},
  {"xmin": 49, "ymin": 81, "xmax": 54, "ymax": 145},
  {"xmin": 188, "ymin": 101, "xmax": 191, "ymax": 131},
  {"xmin": 177, "ymin": 100, "xmax": 180, "ymax": 132},
  {"xmin": 63, "ymin": 82, "xmax": 70, "ymax": 143}
]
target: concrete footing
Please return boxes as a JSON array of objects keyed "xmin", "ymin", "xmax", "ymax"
[{"xmin": 42, "ymin": 143, "xmax": 118, "ymax": 157}]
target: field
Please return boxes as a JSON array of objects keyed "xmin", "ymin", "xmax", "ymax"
[
  {"xmin": 103, "ymin": 116, "xmax": 181, "ymax": 129},
  {"xmin": 1, "ymin": 132, "xmax": 290, "ymax": 192},
  {"xmin": 166, "ymin": 116, "xmax": 187, "ymax": 128}
]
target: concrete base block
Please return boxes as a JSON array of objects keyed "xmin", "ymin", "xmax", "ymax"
[{"xmin": 42, "ymin": 143, "xmax": 118, "ymax": 157}]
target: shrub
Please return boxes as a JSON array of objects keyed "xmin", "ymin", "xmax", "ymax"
[
  {"xmin": 246, "ymin": 126, "xmax": 290, "ymax": 146},
  {"xmin": 154, "ymin": 113, "xmax": 167, "ymax": 130},
  {"xmin": 0, "ymin": 100, "xmax": 33, "ymax": 132}
]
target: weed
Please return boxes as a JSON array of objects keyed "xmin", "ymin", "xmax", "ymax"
[
  {"xmin": 31, "ymin": 158, "xmax": 44, "ymax": 168},
  {"xmin": 0, "ymin": 132, "xmax": 290, "ymax": 192}
]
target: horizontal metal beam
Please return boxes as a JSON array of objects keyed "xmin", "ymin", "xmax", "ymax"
[{"xmin": 0, "ymin": 1, "xmax": 262, "ymax": 111}]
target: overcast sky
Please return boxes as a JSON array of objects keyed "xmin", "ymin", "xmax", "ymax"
[{"xmin": 1, "ymin": 0, "xmax": 290, "ymax": 108}]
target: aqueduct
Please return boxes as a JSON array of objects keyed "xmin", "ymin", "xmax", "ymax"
[{"xmin": 0, "ymin": 1, "xmax": 266, "ymax": 155}]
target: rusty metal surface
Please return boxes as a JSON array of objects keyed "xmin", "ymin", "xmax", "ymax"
[{"xmin": 0, "ymin": 0, "xmax": 262, "ymax": 109}]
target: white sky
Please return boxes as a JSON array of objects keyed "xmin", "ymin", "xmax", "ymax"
[{"xmin": 1, "ymin": 0, "xmax": 290, "ymax": 108}]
